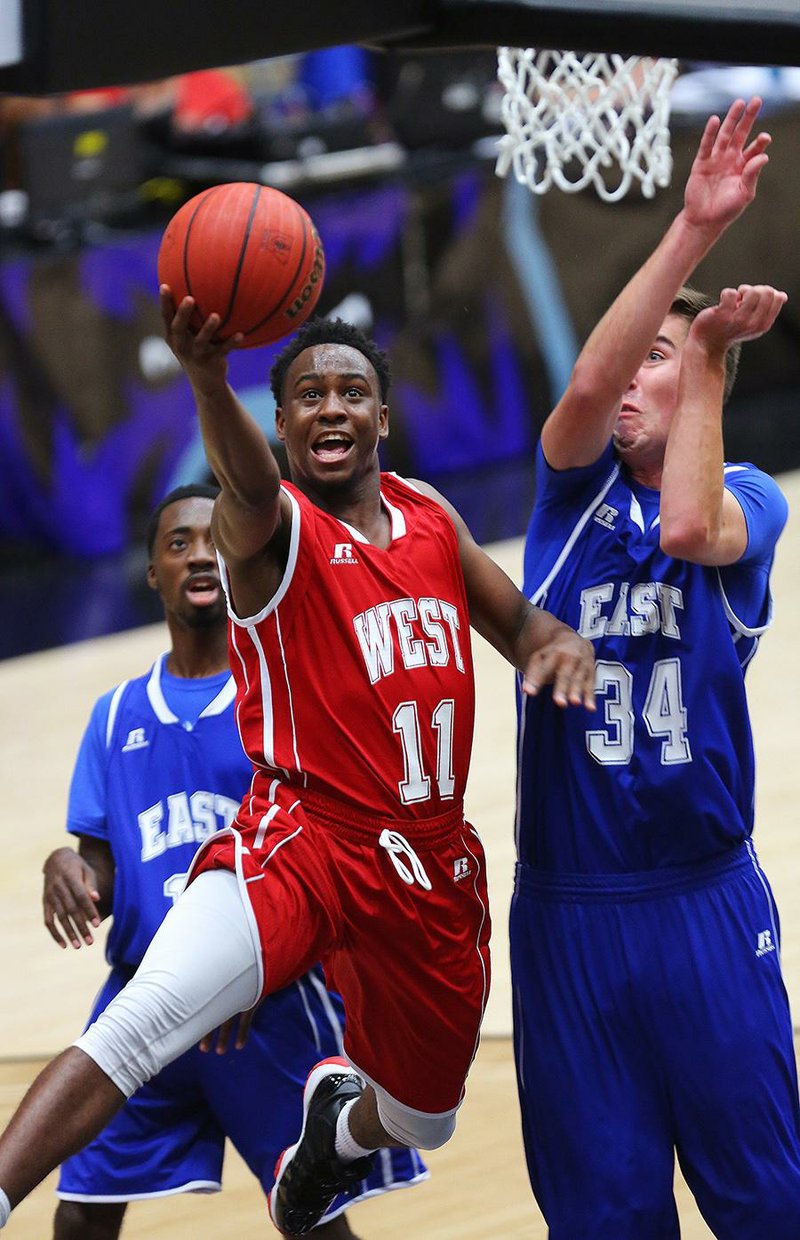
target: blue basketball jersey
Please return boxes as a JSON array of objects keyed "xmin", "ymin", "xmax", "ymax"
[
  {"xmin": 67, "ymin": 654, "xmax": 248, "ymax": 968},
  {"xmin": 517, "ymin": 443, "xmax": 788, "ymax": 873},
  {"xmin": 63, "ymin": 655, "xmax": 429, "ymax": 1205}
]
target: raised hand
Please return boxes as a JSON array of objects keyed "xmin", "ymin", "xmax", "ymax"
[
  {"xmin": 690, "ymin": 284, "xmax": 788, "ymax": 351},
  {"xmin": 683, "ymin": 97, "xmax": 771, "ymax": 233},
  {"xmin": 159, "ymin": 285, "xmax": 243, "ymax": 391}
]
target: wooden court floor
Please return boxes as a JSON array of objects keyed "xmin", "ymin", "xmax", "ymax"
[{"xmin": 1, "ymin": 470, "xmax": 799, "ymax": 1238}]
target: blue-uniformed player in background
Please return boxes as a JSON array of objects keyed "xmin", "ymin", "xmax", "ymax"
[
  {"xmin": 513, "ymin": 97, "xmax": 800, "ymax": 1238},
  {"xmin": 41, "ymin": 483, "xmax": 427, "ymax": 1240}
]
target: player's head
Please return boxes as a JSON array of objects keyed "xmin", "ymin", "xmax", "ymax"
[
  {"xmin": 270, "ymin": 317, "xmax": 391, "ymax": 406},
  {"xmin": 614, "ymin": 286, "xmax": 741, "ymax": 475},
  {"xmin": 669, "ymin": 286, "xmax": 741, "ymax": 403},
  {"xmin": 271, "ymin": 317, "xmax": 391, "ymax": 491},
  {"xmin": 147, "ymin": 484, "xmax": 226, "ymax": 631}
]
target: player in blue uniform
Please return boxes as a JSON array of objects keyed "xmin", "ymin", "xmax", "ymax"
[
  {"xmin": 41, "ymin": 483, "xmax": 427, "ymax": 1240},
  {"xmin": 513, "ymin": 97, "xmax": 800, "ymax": 1238}
]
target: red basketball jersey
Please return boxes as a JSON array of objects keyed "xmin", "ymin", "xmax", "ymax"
[{"xmin": 221, "ymin": 473, "xmax": 476, "ymax": 821}]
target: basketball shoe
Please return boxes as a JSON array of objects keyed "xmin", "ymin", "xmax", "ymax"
[{"xmin": 270, "ymin": 1057, "xmax": 376, "ymax": 1236}]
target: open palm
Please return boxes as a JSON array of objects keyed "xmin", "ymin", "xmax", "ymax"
[{"xmin": 683, "ymin": 97, "xmax": 771, "ymax": 231}]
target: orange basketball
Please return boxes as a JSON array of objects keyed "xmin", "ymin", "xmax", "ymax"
[{"xmin": 157, "ymin": 182, "xmax": 325, "ymax": 348}]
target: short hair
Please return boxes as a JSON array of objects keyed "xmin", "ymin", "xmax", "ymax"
[
  {"xmin": 146, "ymin": 483, "xmax": 220, "ymax": 556},
  {"xmin": 269, "ymin": 316, "xmax": 392, "ymax": 406},
  {"xmin": 670, "ymin": 286, "xmax": 741, "ymax": 404}
]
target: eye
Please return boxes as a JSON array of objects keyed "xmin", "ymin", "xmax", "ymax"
[{"xmin": 647, "ymin": 349, "xmax": 666, "ymax": 363}]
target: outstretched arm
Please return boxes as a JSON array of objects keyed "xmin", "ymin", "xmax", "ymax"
[
  {"xmin": 659, "ymin": 283, "xmax": 787, "ymax": 566},
  {"xmin": 160, "ymin": 290, "xmax": 286, "ymax": 573},
  {"xmin": 541, "ymin": 97, "xmax": 771, "ymax": 471},
  {"xmin": 415, "ymin": 482, "xmax": 595, "ymax": 708}
]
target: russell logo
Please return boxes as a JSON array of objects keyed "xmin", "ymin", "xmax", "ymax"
[
  {"xmin": 330, "ymin": 542, "xmax": 359, "ymax": 566},
  {"xmin": 122, "ymin": 727, "xmax": 149, "ymax": 752}
]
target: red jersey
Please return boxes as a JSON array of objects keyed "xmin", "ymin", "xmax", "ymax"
[{"xmin": 221, "ymin": 473, "xmax": 476, "ymax": 822}]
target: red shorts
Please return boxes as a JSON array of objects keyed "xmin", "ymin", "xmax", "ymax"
[{"xmin": 190, "ymin": 784, "xmax": 491, "ymax": 1115}]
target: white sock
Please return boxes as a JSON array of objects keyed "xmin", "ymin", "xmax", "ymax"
[
  {"xmin": 0, "ymin": 1187, "xmax": 10, "ymax": 1227},
  {"xmin": 334, "ymin": 1099, "xmax": 378, "ymax": 1162}
]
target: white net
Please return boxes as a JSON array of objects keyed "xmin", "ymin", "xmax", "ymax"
[{"xmin": 496, "ymin": 49, "xmax": 679, "ymax": 202}]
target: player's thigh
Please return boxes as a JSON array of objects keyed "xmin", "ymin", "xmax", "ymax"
[
  {"xmin": 510, "ymin": 881, "xmax": 678, "ymax": 1237},
  {"xmin": 329, "ymin": 821, "xmax": 491, "ymax": 1119}
]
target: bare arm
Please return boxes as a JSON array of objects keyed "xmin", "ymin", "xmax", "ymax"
[
  {"xmin": 414, "ymin": 482, "xmax": 595, "ymax": 709},
  {"xmin": 42, "ymin": 837, "xmax": 115, "ymax": 950},
  {"xmin": 541, "ymin": 98, "xmax": 771, "ymax": 471},
  {"xmin": 659, "ymin": 283, "xmax": 787, "ymax": 566},
  {"xmin": 160, "ymin": 290, "xmax": 289, "ymax": 578}
]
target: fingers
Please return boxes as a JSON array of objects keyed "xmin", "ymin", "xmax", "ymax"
[
  {"xmin": 160, "ymin": 286, "xmax": 243, "ymax": 357},
  {"xmin": 716, "ymin": 96, "xmax": 763, "ymax": 154},
  {"xmin": 724, "ymin": 284, "xmax": 787, "ymax": 339},
  {"xmin": 699, "ymin": 98, "xmax": 769, "ymax": 175},
  {"xmin": 523, "ymin": 638, "xmax": 596, "ymax": 711},
  {"xmin": 43, "ymin": 895, "xmax": 99, "ymax": 949},
  {"xmin": 234, "ymin": 1008, "xmax": 255, "ymax": 1049},
  {"xmin": 740, "ymin": 147, "xmax": 770, "ymax": 196},
  {"xmin": 695, "ymin": 113, "xmax": 722, "ymax": 162},
  {"xmin": 199, "ymin": 1015, "xmax": 250, "ymax": 1055}
]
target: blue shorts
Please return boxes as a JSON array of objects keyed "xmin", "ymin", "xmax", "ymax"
[
  {"xmin": 59, "ymin": 964, "xmax": 428, "ymax": 1214},
  {"xmin": 510, "ymin": 844, "xmax": 800, "ymax": 1240}
]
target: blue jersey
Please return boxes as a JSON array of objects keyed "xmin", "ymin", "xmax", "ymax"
[
  {"xmin": 62, "ymin": 655, "xmax": 428, "ymax": 1205},
  {"xmin": 517, "ymin": 443, "xmax": 788, "ymax": 873},
  {"xmin": 67, "ymin": 654, "xmax": 248, "ymax": 968}
]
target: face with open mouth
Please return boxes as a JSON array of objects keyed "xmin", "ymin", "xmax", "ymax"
[
  {"xmin": 148, "ymin": 495, "xmax": 227, "ymax": 630},
  {"xmin": 276, "ymin": 342, "xmax": 388, "ymax": 489},
  {"xmin": 613, "ymin": 313, "xmax": 690, "ymax": 470}
]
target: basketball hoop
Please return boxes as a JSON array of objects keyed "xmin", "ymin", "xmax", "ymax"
[{"xmin": 495, "ymin": 49, "xmax": 679, "ymax": 203}]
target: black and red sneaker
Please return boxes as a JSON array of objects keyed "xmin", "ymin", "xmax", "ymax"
[{"xmin": 269, "ymin": 1057, "xmax": 375, "ymax": 1236}]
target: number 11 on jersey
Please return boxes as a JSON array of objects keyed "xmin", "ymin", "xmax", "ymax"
[{"xmin": 393, "ymin": 699, "xmax": 456, "ymax": 804}]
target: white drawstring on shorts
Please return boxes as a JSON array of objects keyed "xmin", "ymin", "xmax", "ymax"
[{"xmin": 378, "ymin": 828, "xmax": 432, "ymax": 890}]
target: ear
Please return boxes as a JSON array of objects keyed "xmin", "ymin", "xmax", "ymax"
[
  {"xmin": 146, "ymin": 563, "xmax": 158, "ymax": 593},
  {"xmin": 275, "ymin": 407, "xmax": 286, "ymax": 442},
  {"xmin": 378, "ymin": 403, "xmax": 389, "ymax": 441}
]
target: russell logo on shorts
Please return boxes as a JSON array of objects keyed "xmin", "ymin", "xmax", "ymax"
[{"xmin": 453, "ymin": 857, "xmax": 472, "ymax": 882}]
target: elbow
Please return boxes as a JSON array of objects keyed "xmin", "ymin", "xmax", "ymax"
[
  {"xmin": 659, "ymin": 517, "xmax": 718, "ymax": 561},
  {"xmin": 568, "ymin": 358, "xmax": 611, "ymax": 411}
]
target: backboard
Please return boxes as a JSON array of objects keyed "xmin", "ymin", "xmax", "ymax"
[{"xmin": 0, "ymin": 0, "xmax": 797, "ymax": 96}]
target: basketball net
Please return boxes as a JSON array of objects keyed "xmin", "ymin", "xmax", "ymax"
[{"xmin": 495, "ymin": 49, "xmax": 679, "ymax": 202}]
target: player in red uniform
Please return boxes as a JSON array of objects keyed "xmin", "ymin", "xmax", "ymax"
[{"xmin": 0, "ymin": 310, "xmax": 594, "ymax": 1238}]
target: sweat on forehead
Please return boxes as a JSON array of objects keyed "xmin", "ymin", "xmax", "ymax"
[
  {"xmin": 287, "ymin": 343, "xmax": 376, "ymax": 387},
  {"xmin": 269, "ymin": 315, "xmax": 392, "ymax": 405}
]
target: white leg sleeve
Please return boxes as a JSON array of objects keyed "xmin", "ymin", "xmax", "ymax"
[
  {"xmin": 75, "ymin": 871, "xmax": 260, "ymax": 1097},
  {"xmin": 349, "ymin": 1058, "xmax": 460, "ymax": 1150}
]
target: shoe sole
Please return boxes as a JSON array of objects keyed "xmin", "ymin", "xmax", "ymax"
[{"xmin": 268, "ymin": 1055, "xmax": 357, "ymax": 1234}]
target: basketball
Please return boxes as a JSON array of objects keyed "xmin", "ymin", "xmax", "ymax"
[{"xmin": 157, "ymin": 182, "xmax": 325, "ymax": 348}]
